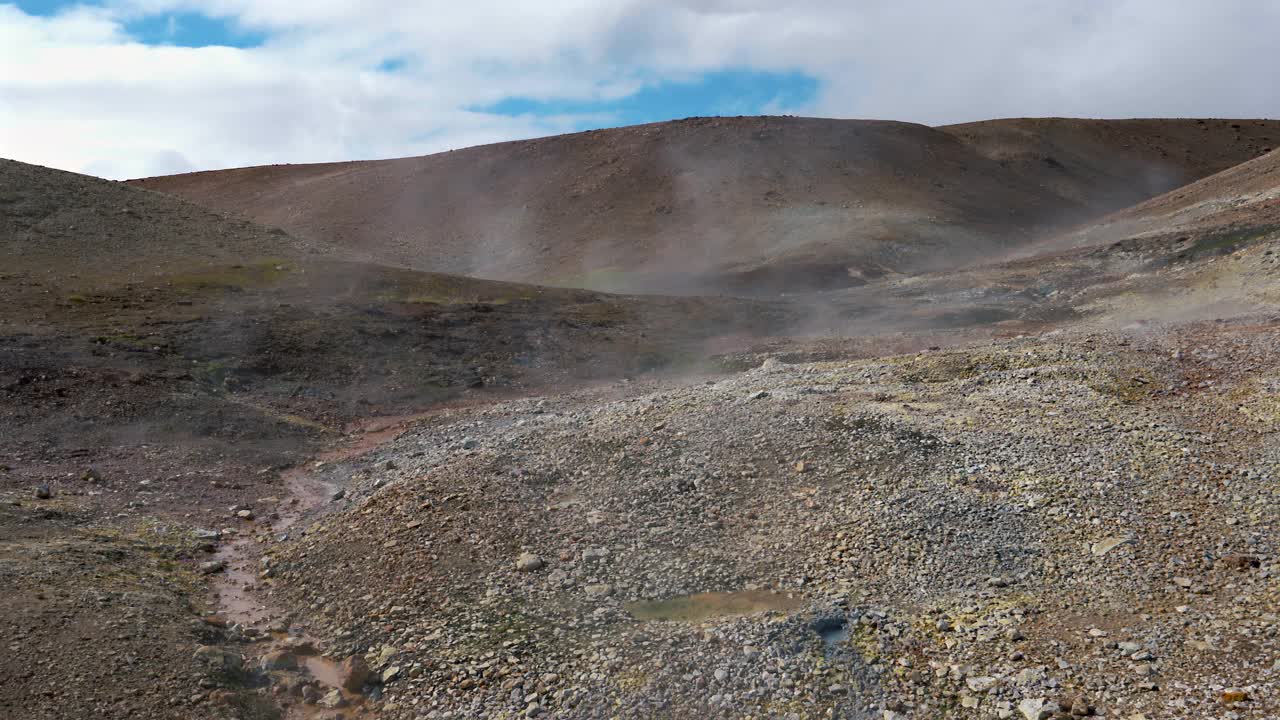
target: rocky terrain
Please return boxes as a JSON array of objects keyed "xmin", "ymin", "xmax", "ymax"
[
  {"xmin": 2, "ymin": 117, "xmax": 1279, "ymax": 720},
  {"xmin": 130, "ymin": 117, "xmax": 1280, "ymax": 294}
]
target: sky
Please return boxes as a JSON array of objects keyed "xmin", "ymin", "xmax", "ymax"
[{"xmin": 2, "ymin": 1, "xmax": 1278, "ymax": 180}]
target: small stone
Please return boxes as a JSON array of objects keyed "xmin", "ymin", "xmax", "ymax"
[
  {"xmin": 198, "ymin": 560, "xmax": 226, "ymax": 574},
  {"xmin": 318, "ymin": 689, "xmax": 346, "ymax": 709},
  {"xmin": 1015, "ymin": 668, "xmax": 1045, "ymax": 685},
  {"xmin": 515, "ymin": 552, "xmax": 545, "ymax": 572},
  {"xmin": 260, "ymin": 650, "xmax": 297, "ymax": 671},
  {"xmin": 1219, "ymin": 554, "xmax": 1260, "ymax": 570},
  {"xmin": 381, "ymin": 665, "xmax": 401, "ymax": 684},
  {"xmin": 338, "ymin": 655, "xmax": 371, "ymax": 692},
  {"xmin": 584, "ymin": 583, "xmax": 613, "ymax": 598},
  {"xmin": 1221, "ymin": 689, "xmax": 1249, "ymax": 704},
  {"xmin": 1071, "ymin": 699, "xmax": 1091, "ymax": 716},
  {"xmin": 582, "ymin": 547, "xmax": 609, "ymax": 563},
  {"xmin": 192, "ymin": 645, "xmax": 243, "ymax": 673},
  {"xmin": 1018, "ymin": 698, "xmax": 1059, "ymax": 720},
  {"xmin": 236, "ymin": 509, "xmax": 254, "ymax": 520},
  {"xmin": 967, "ymin": 676, "xmax": 998, "ymax": 692},
  {"xmin": 714, "ymin": 669, "xmax": 728, "ymax": 682},
  {"xmin": 1090, "ymin": 536, "xmax": 1134, "ymax": 556},
  {"xmin": 34, "ymin": 484, "xmax": 51, "ymax": 499}
]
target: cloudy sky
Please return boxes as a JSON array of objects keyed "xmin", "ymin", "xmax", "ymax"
[{"xmin": 2, "ymin": 1, "xmax": 1278, "ymax": 179}]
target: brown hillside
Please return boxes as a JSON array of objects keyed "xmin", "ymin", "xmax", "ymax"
[
  {"xmin": 130, "ymin": 116, "xmax": 1279, "ymax": 294},
  {"xmin": 1050, "ymin": 147, "xmax": 1280, "ymax": 252},
  {"xmin": 939, "ymin": 117, "xmax": 1278, "ymax": 209}
]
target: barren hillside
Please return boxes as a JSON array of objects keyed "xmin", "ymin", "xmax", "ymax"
[
  {"xmin": 131, "ymin": 117, "xmax": 1280, "ymax": 294},
  {"xmin": 5, "ymin": 114, "xmax": 1280, "ymax": 720}
]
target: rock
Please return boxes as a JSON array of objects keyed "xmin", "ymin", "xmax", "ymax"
[
  {"xmin": 462, "ymin": 438, "xmax": 479, "ymax": 449},
  {"xmin": 1018, "ymin": 698, "xmax": 1059, "ymax": 720},
  {"xmin": 194, "ymin": 529, "xmax": 220, "ymax": 541},
  {"xmin": 515, "ymin": 552, "xmax": 545, "ymax": 572},
  {"xmin": 967, "ymin": 676, "xmax": 998, "ymax": 692},
  {"xmin": 582, "ymin": 547, "xmax": 609, "ymax": 563},
  {"xmin": 236, "ymin": 509, "xmax": 254, "ymax": 520},
  {"xmin": 1219, "ymin": 554, "xmax": 1260, "ymax": 569},
  {"xmin": 198, "ymin": 560, "xmax": 226, "ymax": 574},
  {"xmin": 714, "ymin": 668, "xmax": 728, "ymax": 682},
  {"xmin": 1090, "ymin": 536, "xmax": 1134, "ymax": 555},
  {"xmin": 330, "ymin": 488, "xmax": 346, "ymax": 501},
  {"xmin": 1221, "ymin": 689, "xmax": 1248, "ymax": 704},
  {"xmin": 34, "ymin": 484, "xmax": 51, "ymax": 499},
  {"xmin": 338, "ymin": 655, "xmax": 371, "ymax": 692},
  {"xmin": 260, "ymin": 650, "xmax": 298, "ymax": 671},
  {"xmin": 193, "ymin": 645, "xmax": 244, "ymax": 673},
  {"xmin": 373, "ymin": 645, "xmax": 398, "ymax": 668},
  {"xmin": 584, "ymin": 583, "xmax": 613, "ymax": 598},
  {"xmin": 81, "ymin": 467, "xmax": 101, "ymax": 483},
  {"xmin": 318, "ymin": 688, "xmax": 346, "ymax": 709},
  {"xmin": 1070, "ymin": 699, "xmax": 1092, "ymax": 716},
  {"xmin": 381, "ymin": 665, "xmax": 401, "ymax": 684}
]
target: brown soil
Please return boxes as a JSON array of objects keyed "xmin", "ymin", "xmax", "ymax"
[
  {"xmin": 130, "ymin": 116, "xmax": 1280, "ymax": 294},
  {"xmin": 3, "ymin": 113, "xmax": 1280, "ymax": 720}
]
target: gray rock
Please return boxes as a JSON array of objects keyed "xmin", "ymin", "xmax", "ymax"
[
  {"xmin": 198, "ymin": 560, "xmax": 226, "ymax": 574},
  {"xmin": 34, "ymin": 484, "xmax": 51, "ymax": 499},
  {"xmin": 318, "ymin": 688, "xmax": 346, "ymax": 708},
  {"xmin": 584, "ymin": 583, "xmax": 613, "ymax": 598},
  {"xmin": 260, "ymin": 649, "xmax": 298, "ymax": 671},
  {"xmin": 193, "ymin": 645, "xmax": 243, "ymax": 673},
  {"xmin": 515, "ymin": 552, "xmax": 545, "ymax": 572},
  {"xmin": 1018, "ymin": 698, "xmax": 1059, "ymax": 720}
]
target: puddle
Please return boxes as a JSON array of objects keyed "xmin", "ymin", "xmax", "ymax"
[
  {"xmin": 815, "ymin": 619, "xmax": 849, "ymax": 650},
  {"xmin": 626, "ymin": 590, "xmax": 802, "ymax": 621},
  {"xmin": 303, "ymin": 655, "xmax": 344, "ymax": 689}
]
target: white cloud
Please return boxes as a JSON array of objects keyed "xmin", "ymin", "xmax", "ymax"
[{"xmin": 1, "ymin": 0, "xmax": 1278, "ymax": 179}]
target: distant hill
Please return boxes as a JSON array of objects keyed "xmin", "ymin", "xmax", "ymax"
[{"xmin": 130, "ymin": 116, "xmax": 1280, "ymax": 294}]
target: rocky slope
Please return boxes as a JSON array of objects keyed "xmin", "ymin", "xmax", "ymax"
[
  {"xmin": 3, "ymin": 114, "xmax": 1280, "ymax": 720},
  {"xmin": 130, "ymin": 117, "xmax": 1280, "ymax": 294},
  {"xmin": 259, "ymin": 316, "xmax": 1280, "ymax": 720}
]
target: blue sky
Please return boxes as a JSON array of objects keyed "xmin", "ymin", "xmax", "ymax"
[
  {"xmin": 476, "ymin": 70, "xmax": 819, "ymax": 130},
  {"xmin": 16, "ymin": 0, "xmax": 266, "ymax": 47},
  {"xmin": 10, "ymin": 0, "xmax": 817, "ymax": 129}
]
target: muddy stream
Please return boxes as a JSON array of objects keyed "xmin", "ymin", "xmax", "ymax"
[{"xmin": 209, "ymin": 413, "xmax": 435, "ymax": 719}]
